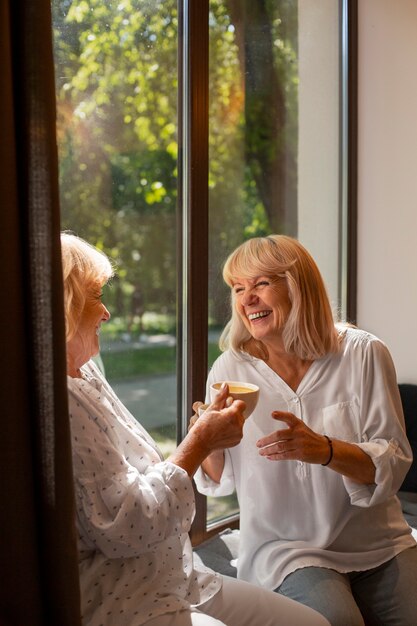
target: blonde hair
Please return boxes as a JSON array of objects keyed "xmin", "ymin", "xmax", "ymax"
[
  {"xmin": 60, "ymin": 232, "xmax": 114, "ymax": 341},
  {"xmin": 220, "ymin": 235, "xmax": 341, "ymax": 360}
]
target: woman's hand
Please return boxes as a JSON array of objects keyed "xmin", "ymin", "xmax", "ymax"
[
  {"xmin": 256, "ymin": 411, "xmax": 330, "ymax": 464},
  {"xmin": 189, "ymin": 402, "xmax": 203, "ymax": 431},
  {"xmin": 257, "ymin": 410, "xmax": 376, "ymax": 484},
  {"xmin": 168, "ymin": 383, "xmax": 246, "ymax": 478},
  {"xmin": 189, "ymin": 385, "xmax": 234, "ymax": 431},
  {"xmin": 191, "ymin": 383, "xmax": 245, "ymax": 453}
]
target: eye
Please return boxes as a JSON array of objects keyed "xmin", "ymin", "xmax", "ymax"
[
  {"xmin": 233, "ymin": 286, "xmax": 244, "ymax": 295},
  {"xmin": 255, "ymin": 280, "xmax": 269, "ymax": 288}
]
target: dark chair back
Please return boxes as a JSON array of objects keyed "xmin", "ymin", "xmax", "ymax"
[{"xmin": 398, "ymin": 384, "xmax": 417, "ymax": 492}]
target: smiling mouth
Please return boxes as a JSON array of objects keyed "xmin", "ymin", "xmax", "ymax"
[{"xmin": 248, "ymin": 311, "xmax": 271, "ymax": 321}]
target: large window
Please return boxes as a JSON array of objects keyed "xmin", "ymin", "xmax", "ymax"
[
  {"xmin": 52, "ymin": 0, "xmax": 356, "ymax": 541},
  {"xmin": 53, "ymin": 0, "xmax": 180, "ymax": 454}
]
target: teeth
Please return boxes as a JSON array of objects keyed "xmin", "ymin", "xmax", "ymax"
[
  {"xmin": 96, "ymin": 327, "xmax": 100, "ymax": 336},
  {"xmin": 248, "ymin": 311, "xmax": 270, "ymax": 321}
]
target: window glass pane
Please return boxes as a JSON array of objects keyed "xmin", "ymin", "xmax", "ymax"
[
  {"xmin": 52, "ymin": 0, "xmax": 179, "ymax": 458},
  {"xmin": 207, "ymin": 0, "xmax": 341, "ymax": 524}
]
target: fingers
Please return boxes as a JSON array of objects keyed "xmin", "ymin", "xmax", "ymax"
[
  {"xmin": 225, "ymin": 395, "xmax": 234, "ymax": 408},
  {"xmin": 209, "ymin": 382, "xmax": 230, "ymax": 410},
  {"xmin": 271, "ymin": 410, "xmax": 299, "ymax": 425},
  {"xmin": 192, "ymin": 401, "xmax": 204, "ymax": 413},
  {"xmin": 194, "ymin": 398, "xmax": 245, "ymax": 452},
  {"xmin": 189, "ymin": 392, "xmax": 246, "ymax": 451},
  {"xmin": 188, "ymin": 414, "xmax": 199, "ymax": 432},
  {"xmin": 221, "ymin": 399, "xmax": 246, "ymax": 427},
  {"xmin": 258, "ymin": 439, "xmax": 296, "ymax": 459},
  {"xmin": 256, "ymin": 411, "xmax": 298, "ymax": 448}
]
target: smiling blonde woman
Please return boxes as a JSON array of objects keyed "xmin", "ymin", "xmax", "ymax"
[{"xmin": 195, "ymin": 234, "xmax": 417, "ymax": 626}]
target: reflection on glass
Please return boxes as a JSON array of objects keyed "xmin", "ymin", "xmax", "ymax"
[
  {"xmin": 207, "ymin": 1, "xmax": 341, "ymax": 524},
  {"xmin": 52, "ymin": 0, "xmax": 179, "ymax": 459}
]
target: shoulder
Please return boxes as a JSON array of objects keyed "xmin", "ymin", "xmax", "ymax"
[
  {"xmin": 339, "ymin": 325, "xmax": 392, "ymax": 362},
  {"xmin": 84, "ymin": 358, "xmax": 106, "ymax": 380},
  {"xmin": 211, "ymin": 348, "xmax": 253, "ymax": 368},
  {"xmin": 67, "ymin": 361, "xmax": 114, "ymax": 427},
  {"xmin": 208, "ymin": 349, "xmax": 255, "ymax": 382}
]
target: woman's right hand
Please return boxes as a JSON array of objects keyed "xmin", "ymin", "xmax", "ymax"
[
  {"xmin": 191, "ymin": 383, "xmax": 246, "ymax": 452},
  {"xmin": 190, "ymin": 383, "xmax": 234, "ymax": 431},
  {"xmin": 168, "ymin": 384, "xmax": 245, "ymax": 478}
]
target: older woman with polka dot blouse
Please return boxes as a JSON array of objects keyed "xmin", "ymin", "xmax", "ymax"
[{"xmin": 62, "ymin": 232, "xmax": 329, "ymax": 626}]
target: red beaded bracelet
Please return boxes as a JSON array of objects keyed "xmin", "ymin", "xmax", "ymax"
[{"xmin": 321, "ymin": 435, "xmax": 333, "ymax": 466}]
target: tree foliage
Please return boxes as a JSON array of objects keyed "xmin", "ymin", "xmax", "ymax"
[{"xmin": 52, "ymin": 0, "xmax": 298, "ymax": 326}]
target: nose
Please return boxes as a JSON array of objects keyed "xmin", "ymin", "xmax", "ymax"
[
  {"xmin": 241, "ymin": 288, "xmax": 258, "ymax": 307},
  {"xmin": 102, "ymin": 304, "xmax": 111, "ymax": 322}
]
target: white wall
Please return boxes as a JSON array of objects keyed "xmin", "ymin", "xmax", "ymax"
[
  {"xmin": 297, "ymin": 0, "xmax": 340, "ymax": 306},
  {"xmin": 357, "ymin": 0, "xmax": 417, "ymax": 383}
]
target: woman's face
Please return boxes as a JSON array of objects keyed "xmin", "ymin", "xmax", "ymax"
[
  {"xmin": 67, "ymin": 281, "xmax": 110, "ymax": 371},
  {"xmin": 232, "ymin": 275, "xmax": 291, "ymax": 346}
]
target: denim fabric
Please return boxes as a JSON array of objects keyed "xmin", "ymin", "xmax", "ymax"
[{"xmin": 276, "ymin": 546, "xmax": 417, "ymax": 626}]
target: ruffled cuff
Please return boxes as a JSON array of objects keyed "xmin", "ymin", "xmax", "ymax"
[
  {"xmin": 194, "ymin": 455, "xmax": 235, "ymax": 497},
  {"xmin": 342, "ymin": 439, "xmax": 403, "ymax": 507}
]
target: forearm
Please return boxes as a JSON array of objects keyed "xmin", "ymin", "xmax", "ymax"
[
  {"xmin": 201, "ymin": 450, "xmax": 225, "ymax": 483},
  {"xmin": 325, "ymin": 438, "xmax": 376, "ymax": 484},
  {"xmin": 168, "ymin": 430, "xmax": 211, "ymax": 478}
]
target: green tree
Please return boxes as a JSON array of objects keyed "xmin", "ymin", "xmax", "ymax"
[{"xmin": 52, "ymin": 0, "xmax": 298, "ymax": 326}]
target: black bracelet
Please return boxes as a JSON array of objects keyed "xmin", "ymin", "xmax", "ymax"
[{"xmin": 321, "ymin": 435, "xmax": 333, "ymax": 466}]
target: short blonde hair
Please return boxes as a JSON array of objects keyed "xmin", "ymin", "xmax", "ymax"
[
  {"xmin": 220, "ymin": 235, "xmax": 341, "ymax": 360},
  {"xmin": 60, "ymin": 232, "xmax": 114, "ymax": 341}
]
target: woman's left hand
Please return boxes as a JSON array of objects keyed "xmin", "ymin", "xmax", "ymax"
[
  {"xmin": 256, "ymin": 411, "xmax": 330, "ymax": 465},
  {"xmin": 257, "ymin": 410, "xmax": 376, "ymax": 484},
  {"xmin": 189, "ymin": 402, "xmax": 204, "ymax": 431}
]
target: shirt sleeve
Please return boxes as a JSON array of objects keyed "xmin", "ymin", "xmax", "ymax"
[
  {"xmin": 194, "ymin": 450, "xmax": 236, "ymax": 496},
  {"xmin": 70, "ymin": 396, "xmax": 196, "ymax": 559},
  {"xmin": 342, "ymin": 337, "xmax": 413, "ymax": 507}
]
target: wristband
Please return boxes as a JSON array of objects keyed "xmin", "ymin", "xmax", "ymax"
[{"xmin": 321, "ymin": 435, "xmax": 333, "ymax": 466}]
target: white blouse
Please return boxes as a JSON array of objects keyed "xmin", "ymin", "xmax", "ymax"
[
  {"xmin": 67, "ymin": 360, "xmax": 221, "ymax": 626},
  {"xmin": 195, "ymin": 327, "xmax": 416, "ymax": 589}
]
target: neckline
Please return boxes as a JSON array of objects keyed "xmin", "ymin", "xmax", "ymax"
[{"xmin": 252, "ymin": 352, "xmax": 330, "ymax": 396}]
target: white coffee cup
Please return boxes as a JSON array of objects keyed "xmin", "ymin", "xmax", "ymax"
[{"xmin": 209, "ymin": 381, "xmax": 260, "ymax": 419}]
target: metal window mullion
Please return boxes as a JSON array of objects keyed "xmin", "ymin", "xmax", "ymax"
[{"xmin": 339, "ymin": 0, "xmax": 358, "ymax": 322}]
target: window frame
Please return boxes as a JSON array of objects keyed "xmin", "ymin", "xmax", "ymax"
[
  {"xmin": 177, "ymin": 0, "xmax": 211, "ymax": 545},
  {"xmin": 177, "ymin": 0, "xmax": 358, "ymax": 545}
]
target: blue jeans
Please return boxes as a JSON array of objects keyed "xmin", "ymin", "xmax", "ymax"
[{"xmin": 275, "ymin": 546, "xmax": 417, "ymax": 626}]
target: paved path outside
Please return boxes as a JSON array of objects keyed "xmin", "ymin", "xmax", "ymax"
[
  {"xmin": 111, "ymin": 374, "xmax": 177, "ymax": 429},
  {"xmin": 100, "ymin": 330, "xmax": 219, "ymax": 430}
]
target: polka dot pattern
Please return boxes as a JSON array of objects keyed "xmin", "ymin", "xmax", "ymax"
[{"xmin": 68, "ymin": 360, "xmax": 221, "ymax": 625}]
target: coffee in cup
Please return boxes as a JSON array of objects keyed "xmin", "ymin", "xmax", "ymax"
[{"xmin": 209, "ymin": 381, "xmax": 260, "ymax": 419}]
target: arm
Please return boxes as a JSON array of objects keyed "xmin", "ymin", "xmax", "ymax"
[
  {"xmin": 72, "ymin": 430, "xmax": 195, "ymax": 558},
  {"xmin": 257, "ymin": 411, "xmax": 376, "ymax": 484},
  {"xmin": 257, "ymin": 337, "xmax": 412, "ymax": 505},
  {"xmin": 69, "ymin": 382, "xmax": 241, "ymax": 558},
  {"xmin": 200, "ymin": 450, "xmax": 225, "ymax": 483},
  {"xmin": 345, "ymin": 337, "xmax": 413, "ymax": 504},
  {"xmin": 323, "ymin": 438, "xmax": 375, "ymax": 484}
]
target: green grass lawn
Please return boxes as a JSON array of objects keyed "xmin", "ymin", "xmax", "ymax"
[{"xmin": 102, "ymin": 342, "xmax": 222, "ymax": 381}]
